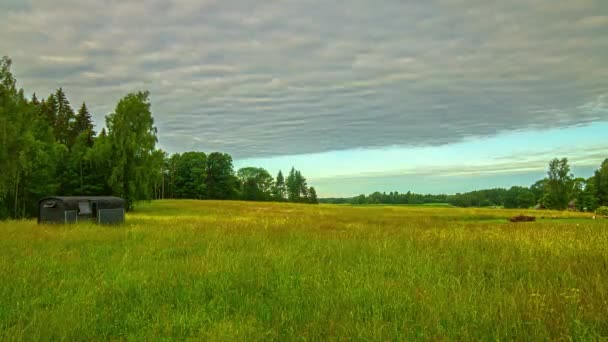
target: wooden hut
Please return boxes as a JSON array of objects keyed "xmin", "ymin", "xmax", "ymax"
[{"xmin": 38, "ymin": 196, "xmax": 125, "ymax": 224}]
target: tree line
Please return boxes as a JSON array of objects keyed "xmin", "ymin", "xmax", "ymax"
[
  {"xmin": 0, "ymin": 56, "xmax": 316, "ymax": 220},
  {"xmin": 322, "ymin": 157, "xmax": 608, "ymax": 213},
  {"xmin": 161, "ymin": 152, "xmax": 318, "ymax": 204}
]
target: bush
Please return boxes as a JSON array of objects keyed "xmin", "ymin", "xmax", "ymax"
[
  {"xmin": 509, "ymin": 215, "xmax": 536, "ymax": 223},
  {"xmin": 596, "ymin": 206, "xmax": 608, "ymax": 217}
]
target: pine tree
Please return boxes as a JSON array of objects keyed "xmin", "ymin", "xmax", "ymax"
[
  {"xmin": 53, "ymin": 88, "xmax": 75, "ymax": 146},
  {"xmin": 73, "ymin": 102, "xmax": 95, "ymax": 146},
  {"xmin": 286, "ymin": 167, "xmax": 298, "ymax": 202},
  {"xmin": 295, "ymin": 170, "xmax": 308, "ymax": 202},
  {"xmin": 273, "ymin": 170, "xmax": 286, "ymax": 201},
  {"xmin": 40, "ymin": 94, "xmax": 58, "ymax": 131}
]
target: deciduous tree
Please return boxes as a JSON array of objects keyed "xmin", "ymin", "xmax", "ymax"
[
  {"xmin": 106, "ymin": 91, "xmax": 158, "ymax": 210},
  {"xmin": 543, "ymin": 158, "xmax": 572, "ymax": 210},
  {"xmin": 205, "ymin": 152, "xmax": 237, "ymax": 200},
  {"xmin": 595, "ymin": 159, "xmax": 608, "ymax": 206}
]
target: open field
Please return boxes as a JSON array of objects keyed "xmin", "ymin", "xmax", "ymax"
[{"xmin": 1, "ymin": 200, "xmax": 607, "ymax": 340}]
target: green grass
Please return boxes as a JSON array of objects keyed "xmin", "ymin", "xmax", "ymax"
[{"xmin": 1, "ymin": 200, "xmax": 607, "ymax": 340}]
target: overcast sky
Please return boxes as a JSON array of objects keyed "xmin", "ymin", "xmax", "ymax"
[{"xmin": 2, "ymin": 0, "xmax": 607, "ymax": 196}]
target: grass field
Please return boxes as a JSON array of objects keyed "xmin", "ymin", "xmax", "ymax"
[{"xmin": 1, "ymin": 200, "xmax": 607, "ymax": 340}]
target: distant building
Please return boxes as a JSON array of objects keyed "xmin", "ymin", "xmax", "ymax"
[{"xmin": 38, "ymin": 196, "xmax": 125, "ymax": 224}]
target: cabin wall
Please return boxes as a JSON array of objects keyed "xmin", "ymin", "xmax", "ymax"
[
  {"xmin": 39, "ymin": 201, "xmax": 66, "ymax": 224},
  {"xmin": 97, "ymin": 208, "xmax": 125, "ymax": 224},
  {"xmin": 38, "ymin": 197, "xmax": 126, "ymax": 225}
]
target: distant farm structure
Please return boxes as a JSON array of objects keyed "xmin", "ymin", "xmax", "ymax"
[{"xmin": 38, "ymin": 196, "xmax": 125, "ymax": 224}]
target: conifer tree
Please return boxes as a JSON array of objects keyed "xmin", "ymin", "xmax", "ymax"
[
  {"xmin": 53, "ymin": 88, "xmax": 75, "ymax": 146},
  {"xmin": 273, "ymin": 170, "xmax": 286, "ymax": 201},
  {"xmin": 73, "ymin": 102, "xmax": 95, "ymax": 146},
  {"xmin": 295, "ymin": 170, "xmax": 308, "ymax": 201},
  {"xmin": 40, "ymin": 94, "xmax": 58, "ymax": 132},
  {"xmin": 286, "ymin": 167, "xmax": 298, "ymax": 201}
]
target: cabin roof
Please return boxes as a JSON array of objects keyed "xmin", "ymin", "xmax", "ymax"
[
  {"xmin": 38, "ymin": 196, "xmax": 125, "ymax": 209},
  {"xmin": 39, "ymin": 196, "xmax": 124, "ymax": 203}
]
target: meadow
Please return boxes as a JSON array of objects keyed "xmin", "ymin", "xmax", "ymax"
[{"xmin": 1, "ymin": 200, "xmax": 607, "ymax": 340}]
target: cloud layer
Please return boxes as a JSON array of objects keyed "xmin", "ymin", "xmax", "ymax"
[{"xmin": 2, "ymin": 0, "xmax": 607, "ymax": 158}]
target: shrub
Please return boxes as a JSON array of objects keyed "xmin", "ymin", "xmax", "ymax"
[
  {"xmin": 509, "ymin": 215, "xmax": 536, "ymax": 222},
  {"xmin": 596, "ymin": 206, "xmax": 608, "ymax": 217}
]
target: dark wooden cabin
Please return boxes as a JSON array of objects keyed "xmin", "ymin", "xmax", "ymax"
[{"xmin": 38, "ymin": 196, "xmax": 125, "ymax": 224}]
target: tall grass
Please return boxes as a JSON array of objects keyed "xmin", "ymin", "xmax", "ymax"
[{"xmin": 1, "ymin": 200, "xmax": 607, "ymax": 340}]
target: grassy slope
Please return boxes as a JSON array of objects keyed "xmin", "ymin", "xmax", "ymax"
[{"xmin": 0, "ymin": 200, "xmax": 607, "ymax": 340}]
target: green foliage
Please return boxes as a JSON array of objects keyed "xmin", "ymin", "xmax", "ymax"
[
  {"xmin": 205, "ymin": 152, "xmax": 237, "ymax": 200},
  {"xmin": 286, "ymin": 167, "xmax": 309, "ymax": 202},
  {"xmin": 0, "ymin": 56, "xmax": 19, "ymax": 204},
  {"xmin": 106, "ymin": 91, "xmax": 159, "ymax": 210},
  {"xmin": 307, "ymin": 186, "xmax": 318, "ymax": 204},
  {"xmin": 149, "ymin": 149, "xmax": 167, "ymax": 200},
  {"xmin": 449, "ymin": 188, "xmax": 506, "ymax": 207},
  {"xmin": 296, "ymin": 171, "xmax": 308, "ymax": 201},
  {"xmin": 543, "ymin": 158, "xmax": 573, "ymax": 210},
  {"xmin": 596, "ymin": 206, "xmax": 608, "ymax": 216},
  {"xmin": 272, "ymin": 170, "xmax": 286, "ymax": 201},
  {"xmin": 286, "ymin": 167, "xmax": 298, "ymax": 201},
  {"xmin": 84, "ymin": 128, "xmax": 114, "ymax": 196},
  {"xmin": 530, "ymin": 178, "xmax": 547, "ymax": 204},
  {"xmin": 237, "ymin": 167, "xmax": 274, "ymax": 201},
  {"xmin": 39, "ymin": 94, "xmax": 57, "ymax": 129},
  {"xmin": 504, "ymin": 186, "xmax": 535, "ymax": 209},
  {"xmin": 579, "ymin": 177, "xmax": 598, "ymax": 212},
  {"xmin": 0, "ymin": 56, "xmax": 63, "ymax": 218},
  {"xmin": 158, "ymin": 156, "xmax": 314, "ymax": 204},
  {"xmin": 150, "ymin": 153, "xmax": 314, "ymax": 205},
  {"xmin": 173, "ymin": 152, "xmax": 207, "ymax": 199},
  {"xmin": 595, "ymin": 159, "xmax": 608, "ymax": 206},
  {"xmin": 53, "ymin": 88, "xmax": 76, "ymax": 146},
  {"xmin": 73, "ymin": 102, "xmax": 95, "ymax": 146},
  {"xmin": 335, "ymin": 158, "xmax": 608, "ymax": 212},
  {"xmin": 57, "ymin": 134, "xmax": 83, "ymax": 195}
]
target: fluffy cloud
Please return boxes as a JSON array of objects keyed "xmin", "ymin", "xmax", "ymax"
[{"xmin": 1, "ymin": 0, "xmax": 607, "ymax": 158}]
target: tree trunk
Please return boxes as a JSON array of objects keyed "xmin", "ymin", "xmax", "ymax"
[
  {"xmin": 14, "ymin": 173, "xmax": 19, "ymax": 219},
  {"xmin": 80, "ymin": 158, "xmax": 83, "ymax": 194}
]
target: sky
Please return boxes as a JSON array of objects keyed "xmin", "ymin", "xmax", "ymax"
[{"xmin": 1, "ymin": 0, "xmax": 607, "ymax": 197}]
